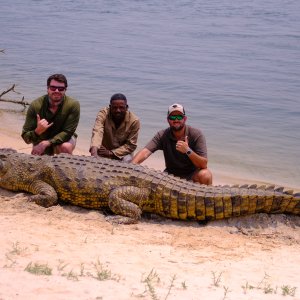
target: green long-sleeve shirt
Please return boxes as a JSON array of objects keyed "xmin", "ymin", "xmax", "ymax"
[{"xmin": 22, "ymin": 95, "xmax": 80, "ymax": 149}]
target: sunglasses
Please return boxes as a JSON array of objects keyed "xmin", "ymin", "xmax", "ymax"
[
  {"xmin": 168, "ymin": 115, "xmax": 184, "ymax": 121},
  {"xmin": 48, "ymin": 85, "xmax": 66, "ymax": 92}
]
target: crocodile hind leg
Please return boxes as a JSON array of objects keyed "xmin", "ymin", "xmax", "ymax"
[
  {"xmin": 26, "ymin": 180, "xmax": 58, "ymax": 208},
  {"xmin": 107, "ymin": 186, "xmax": 150, "ymax": 224}
]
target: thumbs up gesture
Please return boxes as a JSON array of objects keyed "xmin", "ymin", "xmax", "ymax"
[
  {"xmin": 184, "ymin": 135, "xmax": 189, "ymax": 145},
  {"xmin": 175, "ymin": 135, "xmax": 189, "ymax": 153}
]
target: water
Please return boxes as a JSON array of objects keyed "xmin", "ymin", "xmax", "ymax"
[{"xmin": 1, "ymin": 0, "xmax": 299, "ymax": 188}]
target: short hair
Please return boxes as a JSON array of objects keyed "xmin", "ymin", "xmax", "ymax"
[
  {"xmin": 110, "ymin": 93, "xmax": 127, "ymax": 104},
  {"xmin": 47, "ymin": 74, "xmax": 68, "ymax": 87}
]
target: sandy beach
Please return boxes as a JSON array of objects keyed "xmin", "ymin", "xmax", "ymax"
[{"xmin": 0, "ymin": 110, "xmax": 299, "ymax": 300}]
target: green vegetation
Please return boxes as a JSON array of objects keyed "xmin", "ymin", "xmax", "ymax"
[{"xmin": 25, "ymin": 262, "xmax": 52, "ymax": 275}]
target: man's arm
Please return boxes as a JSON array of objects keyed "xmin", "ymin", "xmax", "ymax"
[
  {"xmin": 176, "ymin": 136, "xmax": 208, "ymax": 169},
  {"xmin": 21, "ymin": 103, "xmax": 41, "ymax": 144},
  {"xmin": 132, "ymin": 130, "xmax": 163, "ymax": 164},
  {"xmin": 132, "ymin": 148, "xmax": 152, "ymax": 164},
  {"xmin": 31, "ymin": 140, "xmax": 51, "ymax": 155},
  {"xmin": 90, "ymin": 108, "xmax": 107, "ymax": 156},
  {"xmin": 185, "ymin": 150, "xmax": 208, "ymax": 169}
]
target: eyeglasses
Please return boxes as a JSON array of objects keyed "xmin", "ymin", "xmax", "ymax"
[
  {"xmin": 48, "ymin": 85, "xmax": 66, "ymax": 92},
  {"xmin": 168, "ymin": 115, "xmax": 184, "ymax": 121}
]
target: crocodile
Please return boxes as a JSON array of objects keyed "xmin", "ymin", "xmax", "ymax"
[{"xmin": 0, "ymin": 148, "xmax": 299, "ymax": 223}]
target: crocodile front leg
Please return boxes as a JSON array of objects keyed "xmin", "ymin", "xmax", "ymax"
[
  {"xmin": 26, "ymin": 180, "xmax": 58, "ymax": 208},
  {"xmin": 107, "ymin": 186, "xmax": 150, "ymax": 224}
]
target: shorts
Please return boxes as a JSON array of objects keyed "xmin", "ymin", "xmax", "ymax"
[
  {"xmin": 165, "ymin": 168, "xmax": 201, "ymax": 181},
  {"xmin": 53, "ymin": 135, "xmax": 77, "ymax": 154}
]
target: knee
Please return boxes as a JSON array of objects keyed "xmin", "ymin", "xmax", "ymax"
[
  {"xmin": 55, "ymin": 142, "xmax": 74, "ymax": 154},
  {"xmin": 121, "ymin": 154, "xmax": 133, "ymax": 163},
  {"xmin": 193, "ymin": 169, "xmax": 213, "ymax": 185}
]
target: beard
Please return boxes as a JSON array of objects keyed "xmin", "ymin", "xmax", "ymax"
[
  {"xmin": 49, "ymin": 93, "xmax": 63, "ymax": 104},
  {"xmin": 112, "ymin": 112, "xmax": 126, "ymax": 123},
  {"xmin": 170, "ymin": 123, "xmax": 185, "ymax": 131}
]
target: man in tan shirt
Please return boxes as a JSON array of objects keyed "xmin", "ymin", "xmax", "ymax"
[{"xmin": 89, "ymin": 93, "xmax": 140, "ymax": 163}]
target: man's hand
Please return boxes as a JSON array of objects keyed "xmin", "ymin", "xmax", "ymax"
[
  {"xmin": 176, "ymin": 136, "xmax": 189, "ymax": 154},
  {"xmin": 35, "ymin": 114, "xmax": 53, "ymax": 135},
  {"xmin": 90, "ymin": 146, "xmax": 99, "ymax": 157},
  {"xmin": 98, "ymin": 146, "xmax": 114, "ymax": 158},
  {"xmin": 31, "ymin": 140, "xmax": 51, "ymax": 155}
]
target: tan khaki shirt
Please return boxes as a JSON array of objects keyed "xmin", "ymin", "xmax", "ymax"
[{"xmin": 90, "ymin": 107, "xmax": 140, "ymax": 158}]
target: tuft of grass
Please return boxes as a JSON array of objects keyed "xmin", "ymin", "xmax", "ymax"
[
  {"xmin": 222, "ymin": 286, "xmax": 231, "ymax": 300},
  {"xmin": 164, "ymin": 275, "xmax": 176, "ymax": 300},
  {"xmin": 181, "ymin": 281, "xmax": 187, "ymax": 290},
  {"xmin": 57, "ymin": 260, "xmax": 69, "ymax": 272},
  {"xmin": 95, "ymin": 268, "xmax": 111, "ymax": 280},
  {"xmin": 3, "ymin": 254, "xmax": 17, "ymax": 268},
  {"xmin": 141, "ymin": 269, "xmax": 161, "ymax": 300},
  {"xmin": 256, "ymin": 272, "xmax": 270, "ymax": 289},
  {"xmin": 25, "ymin": 262, "xmax": 52, "ymax": 275},
  {"xmin": 9, "ymin": 242, "xmax": 27, "ymax": 256},
  {"xmin": 62, "ymin": 269, "xmax": 79, "ymax": 281},
  {"xmin": 92, "ymin": 259, "xmax": 120, "ymax": 281},
  {"xmin": 264, "ymin": 284, "xmax": 275, "ymax": 294},
  {"xmin": 281, "ymin": 285, "xmax": 296, "ymax": 296},
  {"xmin": 80, "ymin": 263, "xmax": 85, "ymax": 276},
  {"xmin": 211, "ymin": 271, "xmax": 223, "ymax": 287},
  {"xmin": 242, "ymin": 274, "xmax": 297, "ymax": 297},
  {"xmin": 4, "ymin": 242, "xmax": 27, "ymax": 268},
  {"xmin": 140, "ymin": 269, "xmax": 178, "ymax": 300},
  {"xmin": 242, "ymin": 281, "xmax": 255, "ymax": 294}
]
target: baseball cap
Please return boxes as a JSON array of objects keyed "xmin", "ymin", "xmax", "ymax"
[{"xmin": 167, "ymin": 103, "xmax": 185, "ymax": 116}]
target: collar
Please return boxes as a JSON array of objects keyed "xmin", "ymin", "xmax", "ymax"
[
  {"xmin": 45, "ymin": 95, "xmax": 65, "ymax": 108},
  {"xmin": 168, "ymin": 125, "xmax": 188, "ymax": 141}
]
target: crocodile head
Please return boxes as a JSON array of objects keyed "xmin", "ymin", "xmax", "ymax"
[
  {"xmin": 0, "ymin": 149, "xmax": 17, "ymax": 178},
  {"xmin": 0, "ymin": 148, "xmax": 17, "ymax": 153}
]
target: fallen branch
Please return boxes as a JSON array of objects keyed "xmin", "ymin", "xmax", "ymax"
[
  {"xmin": 0, "ymin": 50, "xmax": 30, "ymax": 110},
  {"xmin": 0, "ymin": 84, "xmax": 21, "ymax": 98},
  {"xmin": 0, "ymin": 84, "xmax": 30, "ymax": 108},
  {"xmin": 0, "ymin": 97, "xmax": 30, "ymax": 107}
]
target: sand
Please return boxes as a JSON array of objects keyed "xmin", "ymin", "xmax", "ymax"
[{"xmin": 0, "ymin": 110, "xmax": 299, "ymax": 300}]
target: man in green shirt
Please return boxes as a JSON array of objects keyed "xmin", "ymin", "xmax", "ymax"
[{"xmin": 22, "ymin": 74, "xmax": 80, "ymax": 155}]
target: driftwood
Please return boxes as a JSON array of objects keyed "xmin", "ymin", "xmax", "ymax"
[
  {"xmin": 0, "ymin": 50, "xmax": 30, "ymax": 110},
  {"xmin": 0, "ymin": 84, "xmax": 30, "ymax": 109}
]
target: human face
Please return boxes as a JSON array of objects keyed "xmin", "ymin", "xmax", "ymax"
[
  {"xmin": 168, "ymin": 111, "xmax": 186, "ymax": 131},
  {"xmin": 110, "ymin": 99, "xmax": 127, "ymax": 122},
  {"xmin": 47, "ymin": 79, "xmax": 66, "ymax": 104}
]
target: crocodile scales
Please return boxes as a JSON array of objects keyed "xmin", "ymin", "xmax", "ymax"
[{"xmin": 0, "ymin": 148, "xmax": 299, "ymax": 223}]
